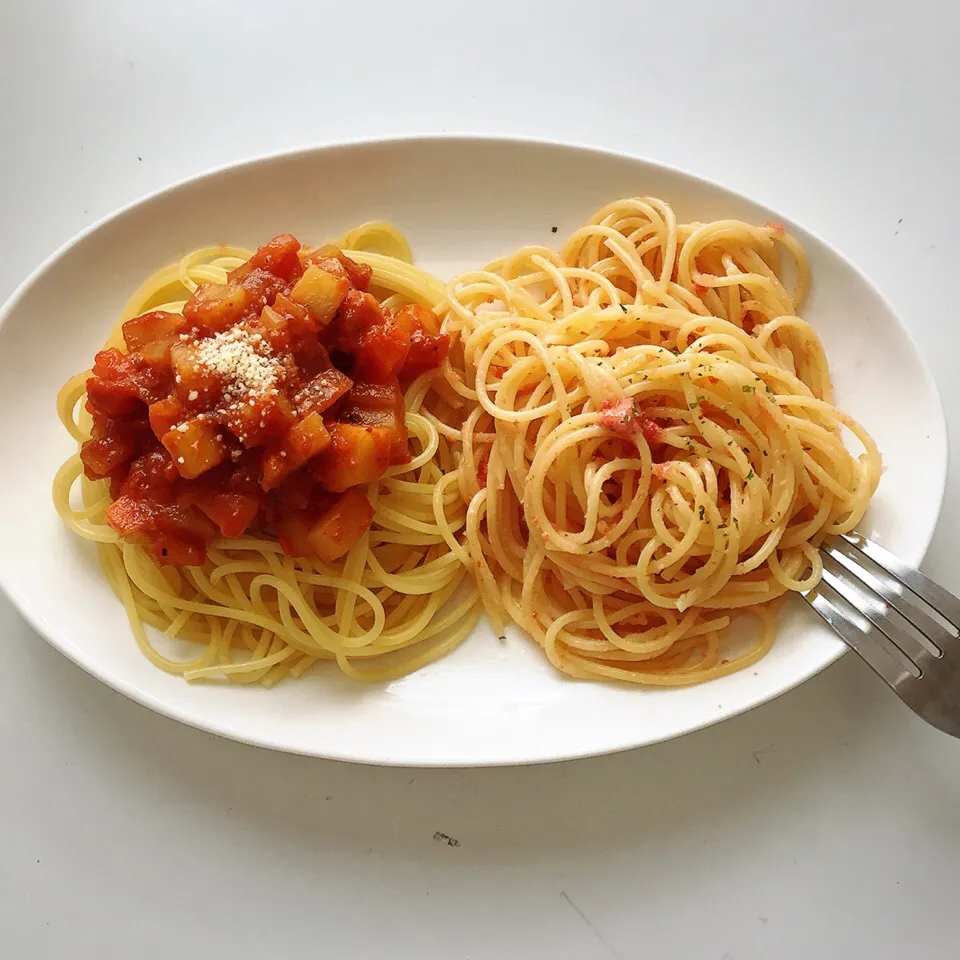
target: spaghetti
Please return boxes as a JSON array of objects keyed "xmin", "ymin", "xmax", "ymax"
[
  {"xmin": 431, "ymin": 197, "xmax": 881, "ymax": 684},
  {"xmin": 54, "ymin": 231, "xmax": 480, "ymax": 685},
  {"xmin": 54, "ymin": 199, "xmax": 880, "ymax": 688}
]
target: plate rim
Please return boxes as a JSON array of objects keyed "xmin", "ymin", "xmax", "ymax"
[{"xmin": 0, "ymin": 134, "xmax": 949, "ymax": 766}]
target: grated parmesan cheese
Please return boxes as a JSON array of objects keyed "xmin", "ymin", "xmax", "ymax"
[{"xmin": 194, "ymin": 324, "xmax": 283, "ymax": 404}]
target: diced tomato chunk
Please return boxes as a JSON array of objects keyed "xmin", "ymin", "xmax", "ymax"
[
  {"xmin": 286, "ymin": 412, "xmax": 332, "ymax": 463},
  {"xmin": 293, "ymin": 368, "xmax": 353, "ymax": 418},
  {"xmin": 122, "ymin": 311, "xmax": 186, "ymax": 350},
  {"xmin": 119, "ymin": 450, "xmax": 179, "ymax": 502},
  {"xmin": 311, "ymin": 423, "xmax": 392, "ymax": 492},
  {"xmin": 345, "ymin": 381, "xmax": 403, "ymax": 412},
  {"xmin": 80, "ymin": 433, "xmax": 138, "ymax": 479},
  {"xmin": 338, "ymin": 382, "xmax": 408, "ymax": 464},
  {"xmin": 220, "ymin": 391, "xmax": 296, "ymax": 448},
  {"xmin": 303, "ymin": 245, "xmax": 372, "ymax": 291},
  {"xmin": 270, "ymin": 472, "xmax": 323, "ymax": 512},
  {"xmin": 86, "ymin": 377, "xmax": 142, "ymax": 419},
  {"xmin": 104, "ymin": 495, "xmax": 156, "ymax": 539},
  {"xmin": 335, "ymin": 289, "xmax": 384, "ymax": 344},
  {"xmin": 261, "ymin": 412, "xmax": 332, "ymax": 491},
  {"xmin": 104, "ymin": 496, "xmax": 216, "ymax": 566},
  {"xmin": 391, "ymin": 303, "xmax": 441, "ymax": 337},
  {"xmin": 248, "ymin": 234, "xmax": 302, "ymax": 281},
  {"xmin": 148, "ymin": 397, "xmax": 186, "ymax": 440},
  {"xmin": 290, "ymin": 265, "xmax": 349, "ymax": 326},
  {"xmin": 182, "ymin": 282, "xmax": 251, "ymax": 335},
  {"xmin": 275, "ymin": 512, "xmax": 314, "ymax": 557},
  {"xmin": 267, "ymin": 294, "xmax": 320, "ymax": 354},
  {"xmin": 169, "ymin": 342, "xmax": 222, "ymax": 409},
  {"xmin": 308, "ymin": 489, "xmax": 374, "ymax": 562},
  {"xmin": 401, "ymin": 328, "xmax": 450, "ymax": 381},
  {"xmin": 239, "ymin": 268, "xmax": 289, "ymax": 312},
  {"xmin": 162, "ymin": 418, "xmax": 228, "ymax": 479},
  {"xmin": 91, "ymin": 347, "xmax": 171, "ymax": 405},
  {"xmin": 136, "ymin": 337, "xmax": 177, "ymax": 373},
  {"xmin": 80, "ymin": 418, "xmax": 150, "ymax": 478},
  {"xmin": 193, "ymin": 492, "xmax": 261, "ymax": 538},
  {"xmin": 254, "ymin": 304, "xmax": 292, "ymax": 352},
  {"xmin": 91, "ymin": 347, "xmax": 128, "ymax": 381},
  {"xmin": 352, "ymin": 320, "xmax": 410, "ymax": 383}
]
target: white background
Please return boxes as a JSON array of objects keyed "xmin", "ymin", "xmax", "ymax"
[{"xmin": 2, "ymin": 1, "xmax": 959, "ymax": 957}]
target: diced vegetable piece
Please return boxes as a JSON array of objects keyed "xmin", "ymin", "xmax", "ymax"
[
  {"xmin": 108, "ymin": 465, "xmax": 130, "ymax": 500},
  {"xmin": 91, "ymin": 347, "xmax": 128, "ymax": 381},
  {"xmin": 336, "ymin": 289, "xmax": 384, "ymax": 343},
  {"xmin": 148, "ymin": 397, "xmax": 187, "ymax": 441},
  {"xmin": 104, "ymin": 496, "xmax": 216, "ymax": 566},
  {"xmin": 120, "ymin": 450, "xmax": 179, "ymax": 502},
  {"xmin": 275, "ymin": 511, "xmax": 314, "ymax": 557},
  {"xmin": 136, "ymin": 337, "xmax": 177, "ymax": 372},
  {"xmin": 311, "ymin": 423, "xmax": 392, "ymax": 492},
  {"xmin": 255, "ymin": 304, "xmax": 292, "ymax": 352},
  {"xmin": 170, "ymin": 342, "xmax": 222, "ymax": 408},
  {"xmin": 271, "ymin": 294, "xmax": 315, "ymax": 338},
  {"xmin": 388, "ymin": 305, "xmax": 448, "ymax": 379},
  {"xmin": 193, "ymin": 492, "xmax": 261, "ymax": 538},
  {"xmin": 391, "ymin": 303, "xmax": 441, "ymax": 337},
  {"xmin": 267, "ymin": 294, "xmax": 327, "ymax": 357},
  {"xmin": 122, "ymin": 311, "xmax": 187, "ymax": 350},
  {"xmin": 248, "ymin": 233, "xmax": 302, "ymax": 281},
  {"xmin": 80, "ymin": 429, "xmax": 141, "ymax": 479},
  {"xmin": 182, "ymin": 282, "xmax": 251, "ymax": 334},
  {"xmin": 103, "ymin": 495, "xmax": 155, "ymax": 540},
  {"xmin": 287, "ymin": 412, "xmax": 332, "ymax": 462},
  {"xmin": 295, "ymin": 342, "xmax": 334, "ymax": 380},
  {"xmin": 220, "ymin": 390, "xmax": 296, "ymax": 448},
  {"xmin": 261, "ymin": 413, "xmax": 332, "ymax": 491},
  {"xmin": 260, "ymin": 453, "xmax": 294, "ymax": 493},
  {"xmin": 91, "ymin": 347, "xmax": 171, "ymax": 405},
  {"xmin": 86, "ymin": 377, "xmax": 142, "ymax": 419},
  {"xmin": 293, "ymin": 368, "xmax": 353, "ymax": 417},
  {"xmin": 270, "ymin": 471, "xmax": 324, "ymax": 512},
  {"xmin": 338, "ymin": 382, "xmax": 408, "ymax": 464},
  {"xmin": 238, "ymin": 268, "xmax": 288, "ymax": 311},
  {"xmin": 307, "ymin": 489, "xmax": 374, "ymax": 562},
  {"xmin": 352, "ymin": 320, "xmax": 410, "ymax": 383},
  {"xmin": 346, "ymin": 381, "xmax": 403, "ymax": 411},
  {"xmin": 303, "ymin": 245, "xmax": 373, "ymax": 291},
  {"xmin": 401, "ymin": 327, "xmax": 450, "ymax": 381},
  {"xmin": 162, "ymin": 418, "xmax": 228, "ymax": 479},
  {"xmin": 290, "ymin": 265, "xmax": 349, "ymax": 326}
]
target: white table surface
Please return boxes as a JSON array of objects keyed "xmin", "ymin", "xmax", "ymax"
[{"xmin": 3, "ymin": 2, "xmax": 959, "ymax": 957}]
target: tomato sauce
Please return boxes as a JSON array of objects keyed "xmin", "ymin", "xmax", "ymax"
[{"xmin": 80, "ymin": 235, "xmax": 449, "ymax": 566}]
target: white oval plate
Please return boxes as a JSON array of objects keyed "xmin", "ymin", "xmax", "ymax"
[{"xmin": 0, "ymin": 137, "xmax": 947, "ymax": 766}]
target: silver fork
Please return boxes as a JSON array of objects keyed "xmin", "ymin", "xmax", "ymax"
[{"xmin": 805, "ymin": 532, "xmax": 960, "ymax": 738}]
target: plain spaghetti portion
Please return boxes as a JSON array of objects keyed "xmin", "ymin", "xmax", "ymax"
[{"xmin": 54, "ymin": 197, "xmax": 880, "ymax": 688}]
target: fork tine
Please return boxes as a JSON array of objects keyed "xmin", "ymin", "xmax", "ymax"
[
  {"xmin": 806, "ymin": 586, "xmax": 914, "ymax": 688},
  {"xmin": 820, "ymin": 560, "xmax": 931, "ymax": 669},
  {"xmin": 842, "ymin": 533, "xmax": 960, "ymax": 631},
  {"xmin": 823, "ymin": 541, "xmax": 954, "ymax": 657}
]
